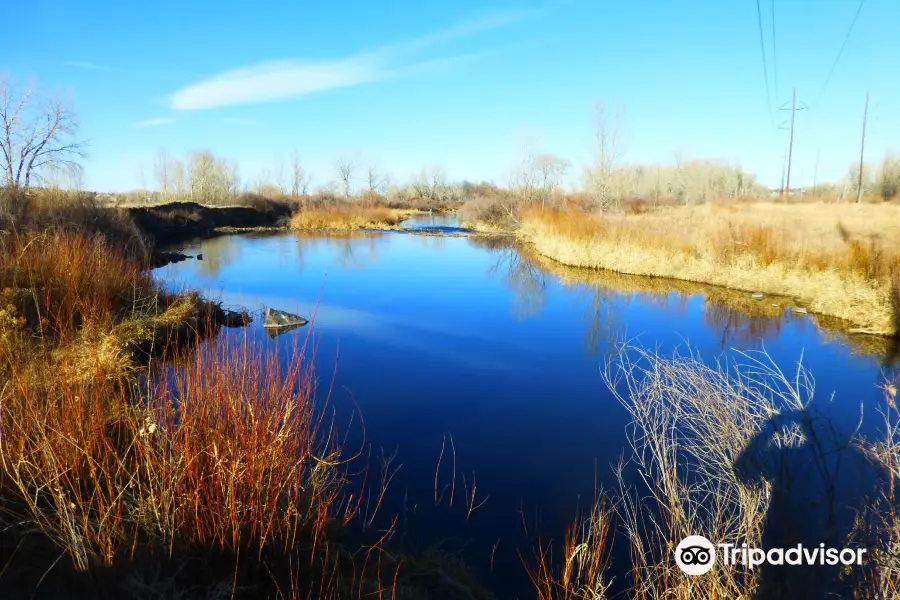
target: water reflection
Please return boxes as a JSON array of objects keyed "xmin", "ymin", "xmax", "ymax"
[
  {"xmin": 294, "ymin": 232, "xmax": 388, "ymax": 272},
  {"xmin": 480, "ymin": 241, "xmax": 791, "ymax": 356},
  {"xmin": 486, "ymin": 246, "xmax": 548, "ymax": 319},
  {"xmin": 168, "ymin": 231, "xmax": 897, "ymax": 366},
  {"xmin": 193, "ymin": 234, "xmax": 245, "ymax": 277},
  {"xmin": 504, "ymin": 246, "xmax": 897, "ymax": 364}
]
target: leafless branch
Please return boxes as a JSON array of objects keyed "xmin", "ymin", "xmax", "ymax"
[{"xmin": 0, "ymin": 77, "xmax": 86, "ymax": 189}]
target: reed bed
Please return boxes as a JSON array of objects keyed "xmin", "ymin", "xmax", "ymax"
[{"xmin": 519, "ymin": 204, "xmax": 900, "ymax": 335}]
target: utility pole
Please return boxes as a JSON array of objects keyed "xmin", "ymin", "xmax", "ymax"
[
  {"xmin": 780, "ymin": 147, "xmax": 787, "ymax": 197},
  {"xmin": 779, "ymin": 88, "xmax": 807, "ymax": 198},
  {"xmin": 857, "ymin": 92, "xmax": 869, "ymax": 204},
  {"xmin": 812, "ymin": 150, "xmax": 820, "ymax": 197},
  {"xmin": 786, "ymin": 89, "xmax": 796, "ymax": 195}
]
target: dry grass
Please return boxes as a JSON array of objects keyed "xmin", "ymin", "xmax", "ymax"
[
  {"xmin": 0, "ymin": 326, "xmax": 353, "ymax": 595},
  {"xmin": 290, "ymin": 205, "xmax": 419, "ymax": 230},
  {"xmin": 0, "ymin": 226, "xmax": 392, "ymax": 597},
  {"xmin": 601, "ymin": 345, "xmax": 899, "ymax": 599},
  {"xmin": 521, "ymin": 499, "xmax": 613, "ymax": 600},
  {"xmin": 0, "ymin": 230, "xmax": 211, "ymax": 383},
  {"xmin": 0, "ymin": 229, "xmax": 154, "ymax": 338},
  {"xmin": 520, "ymin": 203, "xmax": 900, "ymax": 335},
  {"xmin": 1, "ymin": 187, "xmax": 148, "ymax": 257}
]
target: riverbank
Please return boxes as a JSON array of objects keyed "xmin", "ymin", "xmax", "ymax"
[
  {"xmin": 129, "ymin": 198, "xmax": 293, "ymax": 245},
  {"xmin": 290, "ymin": 206, "xmax": 421, "ymax": 230},
  {"xmin": 0, "ymin": 193, "xmax": 493, "ymax": 599},
  {"xmin": 516, "ymin": 203, "xmax": 900, "ymax": 337}
]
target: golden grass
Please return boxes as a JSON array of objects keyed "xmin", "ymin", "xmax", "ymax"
[
  {"xmin": 520, "ymin": 203, "xmax": 900, "ymax": 335},
  {"xmin": 461, "ymin": 220, "xmax": 513, "ymax": 233},
  {"xmin": 291, "ymin": 206, "xmax": 418, "ymax": 230}
]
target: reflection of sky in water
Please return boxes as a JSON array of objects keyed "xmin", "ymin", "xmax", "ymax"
[{"xmin": 156, "ymin": 231, "xmax": 891, "ymax": 599}]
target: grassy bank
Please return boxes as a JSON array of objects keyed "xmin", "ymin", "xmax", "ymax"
[
  {"xmin": 0, "ymin": 192, "xmax": 351, "ymax": 596},
  {"xmin": 290, "ymin": 205, "xmax": 421, "ymax": 230},
  {"xmin": 0, "ymin": 196, "xmax": 488, "ymax": 598},
  {"xmin": 518, "ymin": 203, "xmax": 900, "ymax": 336}
]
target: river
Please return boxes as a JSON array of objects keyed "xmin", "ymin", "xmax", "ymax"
[{"xmin": 155, "ymin": 217, "xmax": 895, "ymax": 598}]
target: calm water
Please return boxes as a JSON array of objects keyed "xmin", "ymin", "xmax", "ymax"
[{"xmin": 156, "ymin": 229, "xmax": 893, "ymax": 598}]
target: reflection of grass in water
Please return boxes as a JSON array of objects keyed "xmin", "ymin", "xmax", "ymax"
[
  {"xmin": 514, "ymin": 244, "xmax": 897, "ymax": 363},
  {"xmin": 292, "ymin": 231, "xmax": 388, "ymax": 272}
]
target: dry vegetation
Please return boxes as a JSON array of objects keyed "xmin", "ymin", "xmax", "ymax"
[
  {"xmin": 290, "ymin": 204, "xmax": 417, "ymax": 231},
  {"xmin": 521, "ymin": 346, "xmax": 899, "ymax": 599},
  {"xmin": 518, "ymin": 202, "xmax": 900, "ymax": 336},
  {"xmin": 602, "ymin": 346, "xmax": 898, "ymax": 599},
  {"xmin": 0, "ymin": 205, "xmax": 410, "ymax": 597}
]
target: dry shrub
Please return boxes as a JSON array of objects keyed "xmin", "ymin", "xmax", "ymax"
[
  {"xmin": 861, "ymin": 381, "xmax": 900, "ymax": 598},
  {"xmin": 459, "ymin": 191, "xmax": 521, "ymax": 230},
  {"xmin": 622, "ymin": 198, "xmax": 650, "ymax": 215},
  {"xmin": 1, "ymin": 188, "xmax": 148, "ymax": 258},
  {"xmin": 0, "ymin": 325, "xmax": 351, "ymax": 592},
  {"xmin": 235, "ymin": 192, "xmax": 293, "ymax": 215},
  {"xmin": 0, "ymin": 229, "xmax": 155, "ymax": 337}
]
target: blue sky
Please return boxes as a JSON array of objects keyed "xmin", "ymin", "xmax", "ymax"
[{"xmin": 4, "ymin": 0, "xmax": 899, "ymax": 192}]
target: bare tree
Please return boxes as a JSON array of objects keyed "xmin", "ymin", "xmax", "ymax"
[
  {"xmin": 137, "ymin": 160, "xmax": 148, "ymax": 192},
  {"xmin": 586, "ymin": 102, "xmax": 624, "ymax": 208},
  {"xmin": 511, "ymin": 141, "xmax": 539, "ymax": 204},
  {"xmin": 533, "ymin": 153, "xmax": 570, "ymax": 206},
  {"xmin": 154, "ymin": 148, "xmax": 172, "ymax": 200},
  {"xmin": 290, "ymin": 149, "xmax": 311, "ymax": 196},
  {"xmin": 335, "ymin": 154, "xmax": 357, "ymax": 198},
  {"xmin": 171, "ymin": 159, "xmax": 186, "ymax": 196},
  {"xmin": 187, "ymin": 149, "xmax": 239, "ymax": 204},
  {"xmin": 366, "ymin": 160, "xmax": 386, "ymax": 195},
  {"xmin": 43, "ymin": 162, "xmax": 82, "ymax": 191},
  {"xmin": 272, "ymin": 155, "xmax": 287, "ymax": 195},
  {"xmin": 0, "ymin": 77, "xmax": 86, "ymax": 188}
]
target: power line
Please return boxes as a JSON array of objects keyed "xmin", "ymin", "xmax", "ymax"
[
  {"xmin": 771, "ymin": 0, "xmax": 779, "ymax": 105},
  {"xmin": 755, "ymin": 0, "xmax": 775, "ymax": 125},
  {"xmin": 814, "ymin": 0, "xmax": 866, "ymax": 106}
]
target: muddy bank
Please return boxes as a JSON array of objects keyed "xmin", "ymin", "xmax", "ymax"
[{"xmin": 130, "ymin": 201, "xmax": 292, "ymax": 247}]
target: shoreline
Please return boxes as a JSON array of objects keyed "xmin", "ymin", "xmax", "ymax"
[{"xmin": 513, "ymin": 208, "xmax": 899, "ymax": 339}]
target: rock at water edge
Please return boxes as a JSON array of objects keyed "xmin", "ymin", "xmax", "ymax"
[{"xmin": 264, "ymin": 307, "xmax": 309, "ymax": 329}]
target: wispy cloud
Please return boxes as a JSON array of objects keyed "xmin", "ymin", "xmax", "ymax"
[
  {"xmin": 65, "ymin": 60, "xmax": 123, "ymax": 72},
  {"xmin": 134, "ymin": 117, "xmax": 175, "ymax": 128},
  {"xmin": 169, "ymin": 11, "xmax": 528, "ymax": 111}
]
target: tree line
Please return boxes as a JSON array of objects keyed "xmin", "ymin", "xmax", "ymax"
[{"xmin": 2, "ymin": 77, "xmax": 898, "ymax": 207}]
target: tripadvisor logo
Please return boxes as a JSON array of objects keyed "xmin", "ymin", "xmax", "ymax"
[
  {"xmin": 674, "ymin": 535, "xmax": 868, "ymax": 576},
  {"xmin": 675, "ymin": 535, "xmax": 716, "ymax": 575}
]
